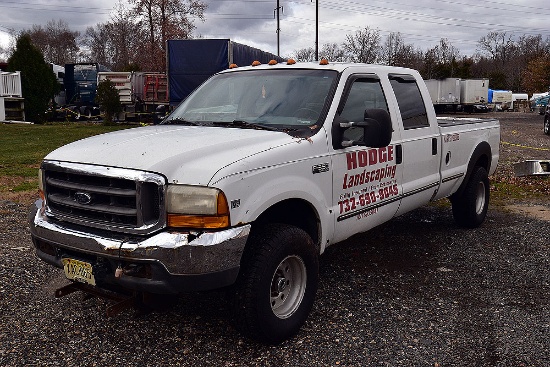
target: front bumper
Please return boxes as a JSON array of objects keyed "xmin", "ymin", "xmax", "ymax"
[{"xmin": 29, "ymin": 200, "xmax": 250, "ymax": 294}]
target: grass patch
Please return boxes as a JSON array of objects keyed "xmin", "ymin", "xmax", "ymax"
[
  {"xmin": 491, "ymin": 176, "xmax": 549, "ymax": 206},
  {"xmin": 0, "ymin": 122, "xmax": 135, "ymax": 195}
]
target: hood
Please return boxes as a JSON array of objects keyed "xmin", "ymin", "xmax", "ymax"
[{"xmin": 45, "ymin": 125, "xmax": 296, "ymax": 185}]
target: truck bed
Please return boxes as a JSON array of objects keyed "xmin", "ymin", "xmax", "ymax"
[{"xmin": 437, "ymin": 116, "xmax": 499, "ymax": 127}]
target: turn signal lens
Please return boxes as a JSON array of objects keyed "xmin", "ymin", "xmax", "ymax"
[
  {"xmin": 167, "ymin": 214, "xmax": 230, "ymax": 229},
  {"xmin": 166, "ymin": 185, "xmax": 230, "ymax": 229}
]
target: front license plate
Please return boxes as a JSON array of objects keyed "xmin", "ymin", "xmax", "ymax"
[{"xmin": 62, "ymin": 258, "xmax": 96, "ymax": 286}]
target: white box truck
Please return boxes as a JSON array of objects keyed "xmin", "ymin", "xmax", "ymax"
[
  {"xmin": 460, "ymin": 79, "xmax": 489, "ymax": 112},
  {"xmin": 424, "ymin": 78, "xmax": 461, "ymax": 113}
]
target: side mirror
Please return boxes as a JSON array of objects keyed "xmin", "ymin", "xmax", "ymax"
[{"xmin": 333, "ymin": 108, "xmax": 392, "ymax": 149}]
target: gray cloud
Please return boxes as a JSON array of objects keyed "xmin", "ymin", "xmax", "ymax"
[{"xmin": 1, "ymin": 0, "xmax": 549, "ymax": 59}]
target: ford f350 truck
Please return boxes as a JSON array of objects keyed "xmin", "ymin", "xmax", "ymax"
[{"xmin": 29, "ymin": 61, "xmax": 500, "ymax": 344}]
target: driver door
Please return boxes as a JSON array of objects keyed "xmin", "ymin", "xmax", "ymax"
[{"xmin": 331, "ymin": 74, "xmax": 403, "ymax": 244}]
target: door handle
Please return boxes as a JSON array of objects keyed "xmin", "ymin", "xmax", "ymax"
[
  {"xmin": 396, "ymin": 144, "xmax": 402, "ymax": 164},
  {"xmin": 432, "ymin": 138, "xmax": 438, "ymax": 155}
]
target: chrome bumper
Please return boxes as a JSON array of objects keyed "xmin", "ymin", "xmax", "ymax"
[{"xmin": 29, "ymin": 200, "xmax": 250, "ymax": 293}]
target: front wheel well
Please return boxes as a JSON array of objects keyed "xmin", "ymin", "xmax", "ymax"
[{"xmin": 254, "ymin": 199, "xmax": 320, "ymax": 247}]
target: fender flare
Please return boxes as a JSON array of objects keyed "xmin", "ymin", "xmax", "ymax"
[{"xmin": 452, "ymin": 141, "xmax": 492, "ymax": 199}]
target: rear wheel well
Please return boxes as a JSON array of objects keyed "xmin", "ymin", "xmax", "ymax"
[
  {"xmin": 453, "ymin": 142, "xmax": 491, "ymax": 199},
  {"xmin": 474, "ymin": 154, "xmax": 489, "ymax": 171},
  {"xmin": 254, "ymin": 199, "xmax": 320, "ymax": 247}
]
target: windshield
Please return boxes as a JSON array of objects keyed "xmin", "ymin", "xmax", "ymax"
[
  {"xmin": 164, "ymin": 69, "xmax": 337, "ymax": 130},
  {"xmin": 73, "ymin": 65, "xmax": 98, "ymax": 82}
]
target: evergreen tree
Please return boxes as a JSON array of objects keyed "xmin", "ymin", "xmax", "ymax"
[
  {"xmin": 7, "ymin": 34, "xmax": 58, "ymax": 123},
  {"xmin": 95, "ymin": 79, "xmax": 122, "ymax": 125}
]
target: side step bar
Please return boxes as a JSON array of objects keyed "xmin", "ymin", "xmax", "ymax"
[{"xmin": 514, "ymin": 160, "xmax": 550, "ymax": 177}]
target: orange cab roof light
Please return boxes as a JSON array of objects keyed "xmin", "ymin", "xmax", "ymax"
[
  {"xmin": 319, "ymin": 59, "xmax": 329, "ymax": 65},
  {"xmin": 287, "ymin": 59, "xmax": 296, "ymax": 65},
  {"xmin": 251, "ymin": 60, "xmax": 261, "ymax": 66}
]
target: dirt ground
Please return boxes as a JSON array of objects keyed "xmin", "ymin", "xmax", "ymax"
[
  {"xmin": 469, "ymin": 111, "xmax": 549, "ymax": 221},
  {"xmin": 1, "ymin": 112, "xmax": 548, "ymax": 366}
]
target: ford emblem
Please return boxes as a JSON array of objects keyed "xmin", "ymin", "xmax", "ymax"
[{"xmin": 74, "ymin": 192, "xmax": 93, "ymax": 205}]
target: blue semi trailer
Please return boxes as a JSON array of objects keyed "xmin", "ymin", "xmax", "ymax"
[{"xmin": 167, "ymin": 39, "xmax": 285, "ymax": 106}]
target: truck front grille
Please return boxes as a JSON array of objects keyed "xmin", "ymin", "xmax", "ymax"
[{"xmin": 42, "ymin": 161, "xmax": 166, "ymax": 235}]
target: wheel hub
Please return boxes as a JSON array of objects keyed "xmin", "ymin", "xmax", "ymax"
[
  {"xmin": 276, "ymin": 277, "xmax": 287, "ymax": 292},
  {"xmin": 270, "ymin": 255, "xmax": 306, "ymax": 319}
]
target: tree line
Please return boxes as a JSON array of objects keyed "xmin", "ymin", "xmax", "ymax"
[
  {"xmin": 1, "ymin": 0, "xmax": 206, "ymax": 72},
  {"xmin": 293, "ymin": 28, "xmax": 550, "ymax": 95},
  {"xmin": 1, "ymin": 0, "xmax": 549, "ymax": 95}
]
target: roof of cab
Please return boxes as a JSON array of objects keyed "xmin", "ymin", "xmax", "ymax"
[{"xmin": 219, "ymin": 61, "xmax": 419, "ymax": 75}]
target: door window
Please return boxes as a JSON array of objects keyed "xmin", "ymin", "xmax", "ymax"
[
  {"xmin": 389, "ymin": 74, "xmax": 429, "ymax": 130},
  {"xmin": 339, "ymin": 78, "xmax": 388, "ymax": 143}
]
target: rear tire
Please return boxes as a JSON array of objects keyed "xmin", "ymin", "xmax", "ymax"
[
  {"xmin": 451, "ymin": 167, "xmax": 490, "ymax": 228},
  {"xmin": 232, "ymin": 223, "xmax": 319, "ymax": 344}
]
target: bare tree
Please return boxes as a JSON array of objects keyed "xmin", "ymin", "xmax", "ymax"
[
  {"xmin": 381, "ymin": 32, "xmax": 404, "ymax": 66},
  {"xmin": 292, "ymin": 43, "xmax": 345, "ymax": 62},
  {"xmin": 431, "ymin": 38, "xmax": 460, "ymax": 65},
  {"xmin": 380, "ymin": 32, "xmax": 420, "ymax": 67},
  {"xmin": 23, "ymin": 20, "xmax": 79, "ymax": 65},
  {"xmin": 516, "ymin": 34, "xmax": 549, "ymax": 63},
  {"xmin": 343, "ymin": 27, "xmax": 381, "ymax": 64},
  {"xmin": 82, "ymin": 25, "xmax": 109, "ymax": 65},
  {"xmin": 82, "ymin": 1, "xmax": 145, "ymax": 70},
  {"xmin": 292, "ymin": 47, "xmax": 316, "ymax": 62},
  {"xmin": 477, "ymin": 31, "xmax": 515, "ymax": 65},
  {"xmin": 320, "ymin": 43, "xmax": 345, "ymax": 62},
  {"xmin": 129, "ymin": 0, "xmax": 206, "ymax": 71}
]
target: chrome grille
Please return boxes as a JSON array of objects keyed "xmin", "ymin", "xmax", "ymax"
[{"xmin": 42, "ymin": 161, "xmax": 166, "ymax": 235}]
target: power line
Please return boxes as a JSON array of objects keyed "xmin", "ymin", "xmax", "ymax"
[{"xmin": 0, "ymin": 1, "xmax": 111, "ymax": 13}]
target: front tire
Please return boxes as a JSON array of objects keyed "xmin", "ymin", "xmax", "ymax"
[
  {"xmin": 451, "ymin": 167, "xmax": 490, "ymax": 228},
  {"xmin": 232, "ymin": 223, "xmax": 319, "ymax": 344}
]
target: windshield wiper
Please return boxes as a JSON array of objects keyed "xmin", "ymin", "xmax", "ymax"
[
  {"xmin": 163, "ymin": 118, "xmax": 200, "ymax": 126},
  {"xmin": 212, "ymin": 120, "xmax": 281, "ymax": 131}
]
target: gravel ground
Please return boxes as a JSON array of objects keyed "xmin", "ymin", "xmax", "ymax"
[{"xmin": 1, "ymin": 112, "xmax": 549, "ymax": 366}]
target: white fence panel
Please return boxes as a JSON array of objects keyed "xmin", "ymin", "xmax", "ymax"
[{"xmin": 1, "ymin": 71, "xmax": 23, "ymax": 97}]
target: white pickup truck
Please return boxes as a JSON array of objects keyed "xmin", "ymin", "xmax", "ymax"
[{"xmin": 29, "ymin": 61, "xmax": 500, "ymax": 343}]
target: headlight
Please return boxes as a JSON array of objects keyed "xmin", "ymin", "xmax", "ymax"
[{"xmin": 166, "ymin": 185, "xmax": 230, "ymax": 229}]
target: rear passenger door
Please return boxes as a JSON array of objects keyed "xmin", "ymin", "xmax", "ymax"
[{"xmin": 388, "ymin": 74, "xmax": 441, "ymax": 216}]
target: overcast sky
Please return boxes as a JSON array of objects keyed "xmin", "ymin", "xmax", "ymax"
[{"xmin": 1, "ymin": 0, "xmax": 549, "ymax": 59}]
